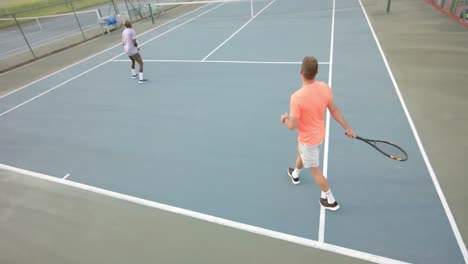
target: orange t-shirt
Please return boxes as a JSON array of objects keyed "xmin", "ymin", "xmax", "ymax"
[{"xmin": 290, "ymin": 81, "xmax": 333, "ymax": 145}]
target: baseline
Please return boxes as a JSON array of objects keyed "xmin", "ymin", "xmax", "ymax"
[{"xmin": 0, "ymin": 162, "xmax": 410, "ymax": 264}]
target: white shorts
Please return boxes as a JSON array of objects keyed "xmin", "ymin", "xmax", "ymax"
[{"xmin": 298, "ymin": 142, "xmax": 321, "ymax": 168}]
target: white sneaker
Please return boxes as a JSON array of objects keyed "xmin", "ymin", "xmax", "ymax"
[
  {"xmin": 319, "ymin": 198, "xmax": 340, "ymax": 211},
  {"xmin": 287, "ymin": 167, "xmax": 300, "ymax": 185}
]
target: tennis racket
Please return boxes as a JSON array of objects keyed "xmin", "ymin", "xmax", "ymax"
[{"xmin": 350, "ymin": 134, "xmax": 408, "ymax": 161}]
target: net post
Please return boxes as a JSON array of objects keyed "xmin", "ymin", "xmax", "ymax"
[
  {"xmin": 386, "ymin": 0, "xmax": 391, "ymax": 13},
  {"xmin": 12, "ymin": 14, "xmax": 36, "ymax": 58},
  {"xmin": 149, "ymin": 4, "xmax": 155, "ymax": 24},
  {"xmin": 250, "ymin": 0, "xmax": 254, "ymax": 17}
]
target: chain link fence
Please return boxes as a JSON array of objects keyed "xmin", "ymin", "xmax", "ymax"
[
  {"xmin": 425, "ymin": 0, "xmax": 468, "ymax": 25},
  {"xmin": 0, "ymin": 0, "xmax": 191, "ymax": 73}
]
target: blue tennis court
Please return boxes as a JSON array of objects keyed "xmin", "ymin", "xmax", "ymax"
[{"xmin": 0, "ymin": 0, "xmax": 466, "ymax": 263}]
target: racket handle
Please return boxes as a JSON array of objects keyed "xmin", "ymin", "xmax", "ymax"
[{"xmin": 345, "ymin": 132, "xmax": 360, "ymax": 140}]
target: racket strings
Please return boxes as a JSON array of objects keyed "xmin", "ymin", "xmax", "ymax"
[{"xmin": 375, "ymin": 141, "xmax": 407, "ymax": 159}]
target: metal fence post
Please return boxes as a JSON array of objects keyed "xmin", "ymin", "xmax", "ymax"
[
  {"xmin": 149, "ymin": 4, "xmax": 154, "ymax": 24},
  {"xmin": 464, "ymin": 0, "xmax": 468, "ymax": 20},
  {"xmin": 111, "ymin": 0, "xmax": 119, "ymax": 15},
  {"xmin": 386, "ymin": 0, "xmax": 391, "ymax": 13},
  {"xmin": 70, "ymin": 0, "xmax": 86, "ymax": 40},
  {"xmin": 12, "ymin": 14, "xmax": 36, "ymax": 58},
  {"xmin": 124, "ymin": 0, "xmax": 133, "ymax": 23}
]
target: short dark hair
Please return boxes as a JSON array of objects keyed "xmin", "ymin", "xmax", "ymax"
[
  {"xmin": 302, "ymin": 56, "xmax": 318, "ymax": 80},
  {"xmin": 124, "ymin": 20, "xmax": 132, "ymax": 28}
]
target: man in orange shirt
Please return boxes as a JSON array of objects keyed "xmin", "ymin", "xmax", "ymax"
[{"xmin": 280, "ymin": 56, "xmax": 356, "ymax": 211}]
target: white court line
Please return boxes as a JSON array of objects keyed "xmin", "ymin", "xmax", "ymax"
[
  {"xmin": 0, "ymin": 163, "xmax": 409, "ymax": 264},
  {"xmin": 0, "ymin": 9, "xmax": 98, "ymax": 21},
  {"xmin": 318, "ymin": 0, "xmax": 336, "ymax": 244},
  {"xmin": 126, "ymin": 4, "xmax": 227, "ymax": 51},
  {"xmin": 0, "ymin": 55, "xmax": 119, "ymax": 118},
  {"xmin": 357, "ymin": 0, "xmax": 468, "ymax": 262},
  {"xmin": 153, "ymin": 0, "xmax": 243, "ymax": 5},
  {"xmin": 0, "ymin": 3, "xmax": 225, "ymax": 118},
  {"xmin": 63, "ymin": 173, "xmax": 70, "ymax": 180},
  {"xmin": 201, "ymin": 0, "xmax": 277, "ymax": 61},
  {"xmin": 205, "ymin": 60, "xmax": 314, "ymax": 64},
  {"xmin": 110, "ymin": 59, "xmax": 330, "ymax": 65},
  {"xmin": 112, "ymin": 59, "xmax": 202, "ymax": 63},
  {"xmin": 0, "ymin": 24, "xmax": 98, "ymax": 59},
  {"xmin": 0, "ymin": 2, "xmax": 210, "ymax": 91}
]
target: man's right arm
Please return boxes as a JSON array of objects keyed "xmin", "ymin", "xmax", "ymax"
[{"xmin": 328, "ymin": 98, "xmax": 356, "ymax": 138}]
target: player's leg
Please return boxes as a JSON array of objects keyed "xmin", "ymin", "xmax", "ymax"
[
  {"xmin": 129, "ymin": 56, "xmax": 137, "ymax": 79},
  {"xmin": 310, "ymin": 166, "xmax": 329, "ymax": 192},
  {"xmin": 310, "ymin": 166, "xmax": 339, "ymax": 211},
  {"xmin": 134, "ymin": 54, "xmax": 146, "ymax": 83},
  {"xmin": 295, "ymin": 149, "xmax": 304, "ymax": 170},
  {"xmin": 300, "ymin": 143, "xmax": 339, "ymax": 211},
  {"xmin": 287, "ymin": 147, "xmax": 303, "ymax": 184},
  {"xmin": 135, "ymin": 56, "xmax": 143, "ymax": 73}
]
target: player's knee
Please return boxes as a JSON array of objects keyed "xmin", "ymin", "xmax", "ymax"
[{"xmin": 310, "ymin": 167, "xmax": 323, "ymax": 176}]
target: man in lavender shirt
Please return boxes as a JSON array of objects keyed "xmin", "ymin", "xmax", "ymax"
[{"xmin": 122, "ymin": 20, "xmax": 147, "ymax": 84}]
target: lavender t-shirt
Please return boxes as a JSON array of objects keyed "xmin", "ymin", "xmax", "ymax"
[{"xmin": 122, "ymin": 28, "xmax": 138, "ymax": 55}]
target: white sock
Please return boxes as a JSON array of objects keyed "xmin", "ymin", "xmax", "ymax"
[
  {"xmin": 139, "ymin": 72, "xmax": 144, "ymax": 80},
  {"xmin": 324, "ymin": 189, "xmax": 336, "ymax": 204},
  {"xmin": 292, "ymin": 168, "xmax": 301, "ymax": 179},
  {"xmin": 131, "ymin": 69, "xmax": 136, "ymax": 75}
]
